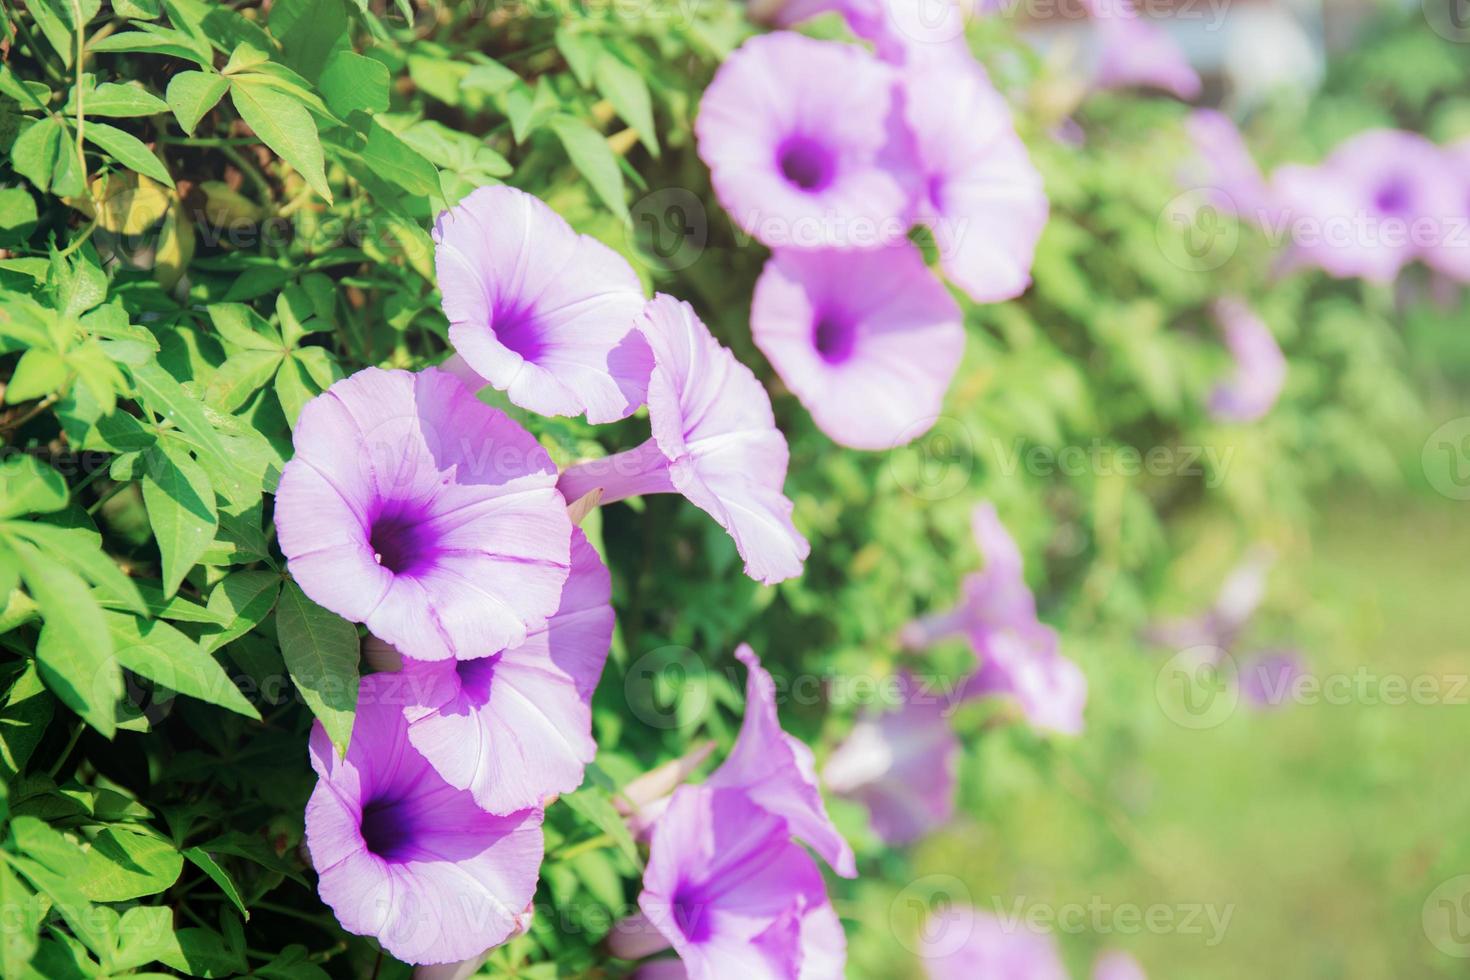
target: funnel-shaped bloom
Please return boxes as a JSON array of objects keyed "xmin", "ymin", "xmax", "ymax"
[
  {"xmin": 1272, "ymin": 130, "xmax": 1465, "ymax": 283},
  {"xmin": 1093, "ymin": 950, "xmax": 1148, "ymax": 980},
  {"xmin": 918, "ymin": 905, "xmax": 1066, "ymax": 980},
  {"xmin": 753, "ymin": 0, "xmax": 973, "ymax": 67},
  {"xmin": 558, "ymin": 296, "xmax": 809, "ymax": 585},
  {"xmin": 1424, "ymin": 138, "xmax": 1470, "ymax": 283},
  {"xmin": 1086, "ymin": 0, "xmax": 1201, "ymax": 101},
  {"xmin": 434, "ymin": 185, "xmax": 652, "ymax": 422},
  {"xmin": 903, "ymin": 504, "xmax": 1086, "ymax": 735},
  {"xmin": 1183, "ymin": 110, "xmax": 1278, "ymax": 225},
  {"xmin": 305, "ymin": 674, "xmax": 544, "ymax": 965},
  {"xmin": 708, "ymin": 644, "xmax": 856, "ymax": 877},
  {"xmin": 276, "ymin": 367, "xmax": 572, "ymax": 662},
  {"xmin": 635, "ymin": 785, "xmax": 844, "ymax": 980},
  {"xmin": 751, "ymin": 244, "xmax": 964, "ymax": 450},
  {"xmin": 821, "ymin": 674, "xmax": 958, "ymax": 845},
  {"xmin": 903, "ymin": 54, "xmax": 1048, "ymax": 303},
  {"xmin": 696, "ymin": 32, "xmax": 912, "ymax": 251},
  {"xmin": 1208, "ymin": 299, "xmax": 1285, "ymax": 423},
  {"xmin": 1141, "ymin": 546, "xmax": 1273, "ymax": 653},
  {"xmin": 385, "ymin": 528, "xmax": 614, "ymax": 814}
]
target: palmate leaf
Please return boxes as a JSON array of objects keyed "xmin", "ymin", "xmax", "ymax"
[
  {"xmin": 275, "ymin": 581, "xmax": 358, "ymax": 754},
  {"xmin": 165, "ymin": 70, "xmax": 229, "ymax": 135}
]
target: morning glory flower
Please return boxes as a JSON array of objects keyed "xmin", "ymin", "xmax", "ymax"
[
  {"xmin": 1423, "ymin": 137, "xmax": 1470, "ymax": 283},
  {"xmin": 903, "ymin": 504, "xmax": 1087, "ymax": 735},
  {"xmin": 1183, "ymin": 109, "xmax": 1278, "ymax": 225},
  {"xmin": 1093, "ymin": 950, "xmax": 1148, "ymax": 980},
  {"xmin": 695, "ymin": 32, "xmax": 913, "ymax": 250},
  {"xmin": 1271, "ymin": 129, "xmax": 1465, "ymax": 284},
  {"xmin": 918, "ymin": 905, "xmax": 1066, "ymax": 980},
  {"xmin": 707, "ymin": 644, "xmax": 857, "ymax": 877},
  {"xmin": 902, "ymin": 52, "xmax": 1048, "ymax": 303},
  {"xmin": 1209, "ymin": 298, "xmax": 1286, "ymax": 423},
  {"xmin": 821, "ymin": 673, "xmax": 959, "ymax": 845},
  {"xmin": 1141, "ymin": 546, "xmax": 1273, "ymax": 653},
  {"xmin": 275, "ymin": 367, "xmax": 572, "ymax": 662},
  {"xmin": 750, "ymin": 243, "xmax": 964, "ymax": 450},
  {"xmin": 304, "ymin": 674, "xmax": 544, "ymax": 965},
  {"xmin": 434, "ymin": 184, "xmax": 653, "ymax": 423},
  {"xmin": 1238, "ymin": 649, "xmax": 1305, "ymax": 710},
  {"xmin": 628, "ymin": 784, "xmax": 845, "ymax": 979},
  {"xmin": 557, "ymin": 295, "xmax": 809, "ymax": 585},
  {"xmin": 1086, "ymin": 0, "xmax": 1201, "ymax": 101},
  {"xmin": 381, "ymin": 528, "xmax": 613, "ymax": 815}
]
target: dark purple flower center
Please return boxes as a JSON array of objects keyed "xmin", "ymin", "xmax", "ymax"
[
  {"xmin": 777, "ymin": 136, "xmax": 835, "ymax": 193},
  {"xmin": 493, "ymin": 304, "xmax": 548, "ymax": 362},
  {"xmin": 360, "ymin": 797, "xmax": 419, "ymax": 862},
  {"xmin": 455, "ymin": 653, "xmax": 500, "ymax": 703},
  {"xmin": 1374, "ymin": 177, "xmax": 1412, "ymax": 216},
  {"xmin": 368, "ymin": 511, "xmax": 440, "ymax": 577},
  {"xmin": 812, "ymin": 312, "xmax": 856, "ymax": 365},
  {"xmin": 672, "ymin": 885, "xmax": 712, "ymax": 943}
]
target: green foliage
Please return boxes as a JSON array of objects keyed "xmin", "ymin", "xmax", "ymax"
[{"xmin": 0, "ymin": 1, "xmax": 1462, "ymax": 977}]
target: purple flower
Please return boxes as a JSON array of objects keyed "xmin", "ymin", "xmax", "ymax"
[
  {"xmin": 821, "ymin": 674, "xmax": 959, "ymax": 845},
  {"xmin": 305, "ymin": 674, "xmax": 544, "ymax": 965},
  {"xmin": 1093, "ymin": 949, "xmax": 1148, "ymax": 980},
  {"xmin": 384, "ymin": 528, "xmax": 613, "ymax": 814},
  {"xmin": 1141, "ymin": 547, "xmax": 1273, "ymax": 652},
  {"xmin": 1272, "ymin": 129, "xmax": 1465, "ymax": 284},
  {"xmin": 1238, "ymin": 649, "xmax": 1304, "ymax": 710},
  {"xmin": 903, "ymin": 54, "xmax": 1048, "ymax": 303},
  {"xmin": 275, "ymin": 367, "xmax": 572, "ymax": 662},
  {"xmin": 632, "ymin": 785, "xmax": 845, "ymax": 979},
  {"xmin": 1183, "ymin": 110, "xmax": 1277, "ymax": 225},
  {"xmin": 918, "ymin": 905, "xmax": 1066, "ymax": 980},
  {"xmin": 752, "ymin": 0, "xmax": 975, "ymax": 66},
  {"xmin": 557, "ymin": 295, "xmax": 809, "ymax": 585},
  {"xmin": 1208, "ymin": 298, "xmax": 1286, "ymax": 423},
  {"xmin": 903, "ymin": 504, "xmax": 1086, "ymax": 735},
  {"xmin": 750, "ymin": 244, "xmax": 964, "ymax": 450},
  {"xmin": 434, "ymin": 185, "xmax": 652, "ymax": 423},
  {"xmin": 1086, "ymin": 0, "xmax": 1201, "ymax": 101},
  {"xmin": 1424, "ymin": 137, "xmax": 1470, "ymax": 283},
  {"xmin": 695, "ymin": 32, "xmax": 912, "ymax": 251},
  {"xmin": 707, "ymin": 644, "xmax": 857, "ymax": 877}
]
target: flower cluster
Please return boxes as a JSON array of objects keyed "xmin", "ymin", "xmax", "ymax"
[
  {"xmin": 277, "ymin": 185, "xmax": 812, "ymax": 965},
  {"xmin": 697, "ymin": 7, "xmax": 1048, "ymax": 450}
]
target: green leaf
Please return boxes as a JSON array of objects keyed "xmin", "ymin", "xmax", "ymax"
[
  {"xmin": 0, "ymin": 860, "xmax": 41, "ymax": 976},
  {"xmin": 83, "ymin": 122, "xmax": 175, "ymax": 188},
  {"xmin": 182, "ymin": 846, "xmax": 248, "ymax": 919},
  {"xmin": 165, "ymin": 70, "xmax": 229, "ymax": 135},
  {"xmin": 273, "ymin": 351, "xmax": 321, "ymax": 426},
  {"xmin": 5, "ymin": 347, "xmax": 67, "ymax": 403},
  {"xmin": 594, "ymin": 53, "xmax": 658, "ymax": 157},
  {"xmin": 355, "ymin": 116, "xmax": 439, "ymax": 197},
  {"xmin": 276, "ymin": 581, "xmax": 358, "ymax": 755},
  {"xmin": 111, "ymin": 905, "xmax": 186, "ymax": 974},
  {"xmin": 200, "ymin": 571, "xmax": 280, "ymax": 654},
  {"xmin": 316, "ymin": 49, "xmax": 390, "ymax": 119},
  {"xmin": 128, "ymin": 359, "xmax": 232, "ymax": 473},
  {"xmin": 228, "ymin": 75, "xmax": 332, "ymax": 203},
  {"xmin": 561, "ymin": 787, "xmax": 642, "ymax": 868},
  {"xmin": 206, "ymin": 349, "xmax": 284, "ymax": 413},
  {"xmin": 549, "ymin": 115, "xmax": 628, "ymax": 221},
  {"xmin": 105, "ymin": 612, "xmax": 260, "ymax": 719},
  {"xmin": 4, "ymin": 850, "xmax": 108, "ymax": 954},
  {"xmin": 89, "ymin": 29, "xmax": 213, "ymax": 68},
  {"xmin": 66, "ymin": 81, "xmax": 168, "ymax": 118},
  {"xmin": 3, "ymin": 521, "xmax": 146, "ymax": 615},
  {"xmin": 13, "ymin": 541, "xmax": 119, "ymax": 738},
  {"xmin": 141, "ymin": 440, "xmax": 219, "ymax": 598},
  {"xmin": 0, "ymin": 662, "xmax": 53, "ymax": 781},
  {"xmin": 206, "ymin": 301, "xmax": 283, "ymax": 351},
  {"xmin": 10, "ymin": 116, "xmax": 77, "ymax": 196},
  {"xmin": 0, "ymin": 187, "xmax": 38, "ymax": 246},
  {"xmin": 278, "ymin": 0, "xmax": 348, "ymax": 81},
  {"xmin": 76, "ymin": 827, "xmax": 183, "ymax": 901},
  {"xmin": 0, "ymin": 456, "xmax": 67, "ymax": 517}
]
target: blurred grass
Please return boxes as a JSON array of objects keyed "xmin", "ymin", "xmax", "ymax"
[{"xmin": 895, "ymin": 487, "xmax": 1470, "ymax": 979}]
